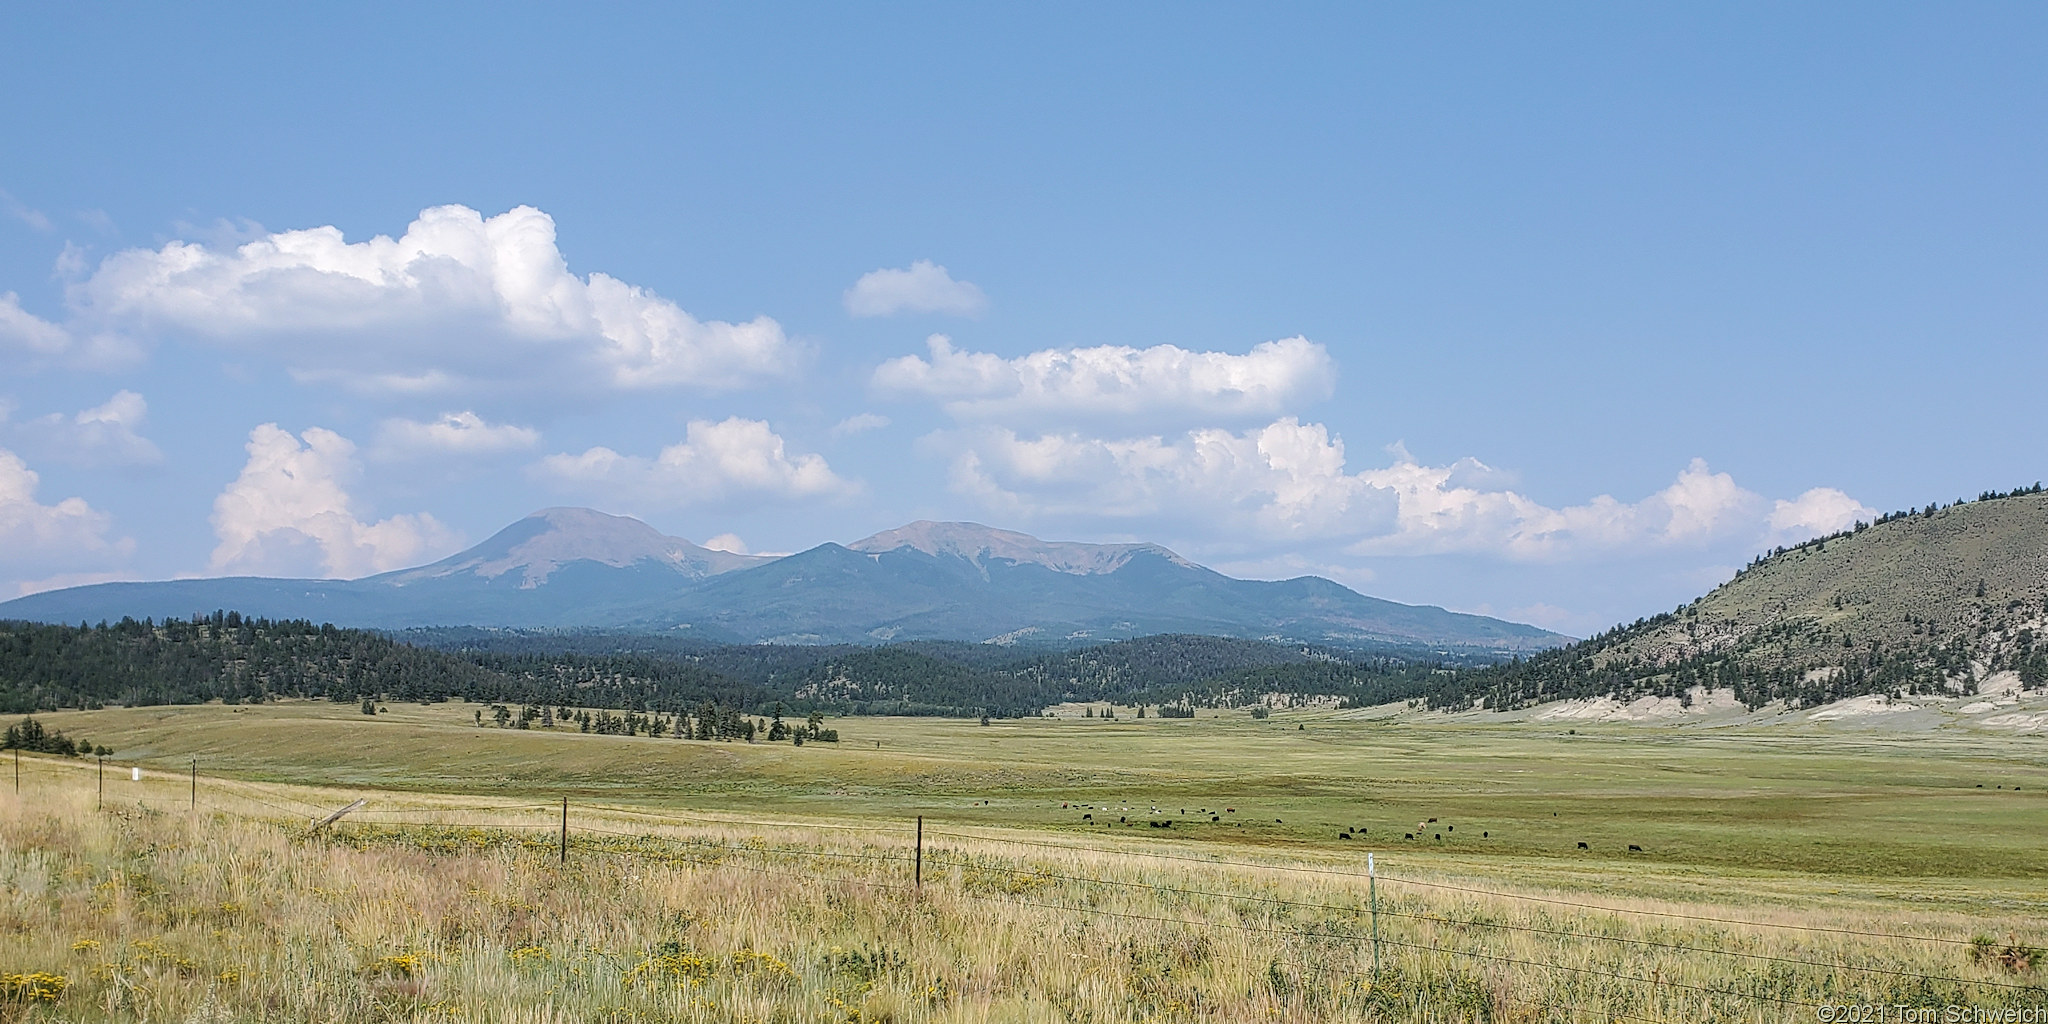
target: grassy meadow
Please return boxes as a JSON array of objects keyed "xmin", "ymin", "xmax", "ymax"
[{"xmin": 3, "ymin": 701, "xmax": 2046, "ymax": 1021}]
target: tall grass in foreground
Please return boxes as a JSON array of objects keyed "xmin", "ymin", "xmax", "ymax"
[{"xmin": 1, "ymin": 770, "xmax": 2042, "ymax": 1022}]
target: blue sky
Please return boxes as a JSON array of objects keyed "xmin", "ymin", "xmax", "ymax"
[{"xmin": 2, "ymin": 4, "xmax": 2043, "ymax": 635}]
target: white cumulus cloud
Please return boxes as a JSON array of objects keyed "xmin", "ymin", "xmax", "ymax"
[
  {"xmin": 373, "ymin": 411, "xmax": 541, "ymax": 459},
  {"xmin": 210, "ymin": 424, "xmax": 462, "ymax": 578},
  {"xmin": 875, "ymin": 334, "xmax": 1334, "ymax": 423},
  {"xmin": 11, "ymin": 390, "xmax": 162, "ymax": 466},
  {"xmin": 64, "ymin": 204, "xmax": 797, "ymax": 395},
  {"xmin": 535, "ymin": 417, "xmax": 855, "ymax": 506},
  {"xmin": 1767, "ymin": 487, "xmax": 1878, "ymax": 541},
  {"xmin": 0, "ymin": 292, "xmax": 72, "ymax": 356},
  {"xmin": 702, "ymin": 533, "xmax": 750, "ymax": 555},
  {"xmin": 0, "ymin": 446, "xmax": 133, "ymax": 594},
  {"xmin": 844, "ymin": 260, "xmax": 986, "ymax": 318}
]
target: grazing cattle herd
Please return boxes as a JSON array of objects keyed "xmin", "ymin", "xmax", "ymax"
[{"xmin": 1059, "ymin": 801, "xmax": 1647, "ymax": 854}]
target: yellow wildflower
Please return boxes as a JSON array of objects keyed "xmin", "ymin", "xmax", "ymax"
[{"xmin": 0, "ymin": 972, "xmax": 68, "ymax": 1003}]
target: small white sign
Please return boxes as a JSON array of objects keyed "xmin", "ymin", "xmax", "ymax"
[{"xmin": 130, "ymin": 767, "xmax": 141, "ymax": 781}]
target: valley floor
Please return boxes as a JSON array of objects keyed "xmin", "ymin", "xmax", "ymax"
[{"xmin": 3, "ymin": 702, "xmax": 2045, "ymax": 1021}]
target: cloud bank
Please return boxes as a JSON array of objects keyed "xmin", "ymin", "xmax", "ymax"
[
  {"xmin": 946, "ymin": 418, "xmax": 1396, "ymax": 540},
  {"xmin": 942, "ymin": 418, "xmax": 1876, "ymax": 563},
  {"xmin": 210, "ymin": 424, "xmax": 461, "ymax": 578}
]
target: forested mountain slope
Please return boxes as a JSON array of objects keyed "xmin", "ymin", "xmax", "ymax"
[
  {"xmin": 0, "ymin": 613, "xmax": 752, "ymax": 713},
  {"xmin": 1423, "ymin": 486, "xmax": 2048, "ymax": 711},
  {"xmin": 0, "ymin": 616, "xmax": 1475, "ymax": 719}
]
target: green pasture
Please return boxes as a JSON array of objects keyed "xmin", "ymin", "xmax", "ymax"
[{"xmin": 18, "ymin": 700, "xmax": 2048, "ymax": 901}]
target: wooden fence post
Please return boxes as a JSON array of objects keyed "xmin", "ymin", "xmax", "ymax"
[
  {"xmin": 560, "ymin": 797, "xmax": 569, "ymax": 865},
  {"xmin": 308, "ymin": 799, "xmax": 366, "ymax": 833},
  {"xmin": 915, "ymin": 816, "xmax": 923, "ymax": 892}
]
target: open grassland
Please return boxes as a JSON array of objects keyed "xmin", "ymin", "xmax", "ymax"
[
  {"xmin": 23, "ymin": 699, "xmax": 2048, "ymax": 882},
  {"xmin": 3, "ymin": 703, "xmax": 2046, "ymax": 1021},
  {"xmin": 4, "ymin": 758, "xmax": 2047, "ymax": 1023}
]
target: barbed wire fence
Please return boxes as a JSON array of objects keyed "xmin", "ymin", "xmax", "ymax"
[{"xmin": 8, "ymin": 749, "xmax": 2046, "ymax": 1020}]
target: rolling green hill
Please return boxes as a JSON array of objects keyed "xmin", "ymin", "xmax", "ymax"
[{"xmin": 1429, "ymin": 486, "xmax": 2048, "ymax": 710}]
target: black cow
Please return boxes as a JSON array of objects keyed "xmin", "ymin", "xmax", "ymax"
[{"xmin": 1577, "ymin": 842, "xmax": 1588, "ymax": 849}]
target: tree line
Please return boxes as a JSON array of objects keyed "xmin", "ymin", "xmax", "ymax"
[
  {"xmin": 1, "ymin": 615, "xmax": 1473, "ymax": 720},
  {"xmin": 11, "ymin": 599, "xmax": 2036, "ymax": 722},
  {"xmin": 1, "ymin": 716, "xmax": 110, "ymax": 757}
]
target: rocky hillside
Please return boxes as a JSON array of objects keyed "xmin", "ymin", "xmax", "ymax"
[{"xmin": 1431, "ymin": 485, "xmax": 2048, "ymax": 711}]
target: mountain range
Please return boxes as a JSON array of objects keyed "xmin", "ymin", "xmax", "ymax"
[{"xmin": 0, "ymin": 508, "xmax": 1562, "ymax": 653}]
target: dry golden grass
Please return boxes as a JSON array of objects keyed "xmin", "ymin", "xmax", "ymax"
[{"xmin": 3, "ymin": 752, "xmax": 2044, "ymax": 1022}]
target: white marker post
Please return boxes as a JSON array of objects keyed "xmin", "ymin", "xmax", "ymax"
[{"xmin": 1368, "ymin": 852, "xmax": 1380, "ymax": 979}]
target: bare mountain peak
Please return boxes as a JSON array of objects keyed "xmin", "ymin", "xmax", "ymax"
[
  {"xmin": 848, "ymin": 520, "xmax": 1195, "ymax": 576},
  {"xmin": 401, "ymin": 507, "xmax": 767, "ymax": 587}
]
